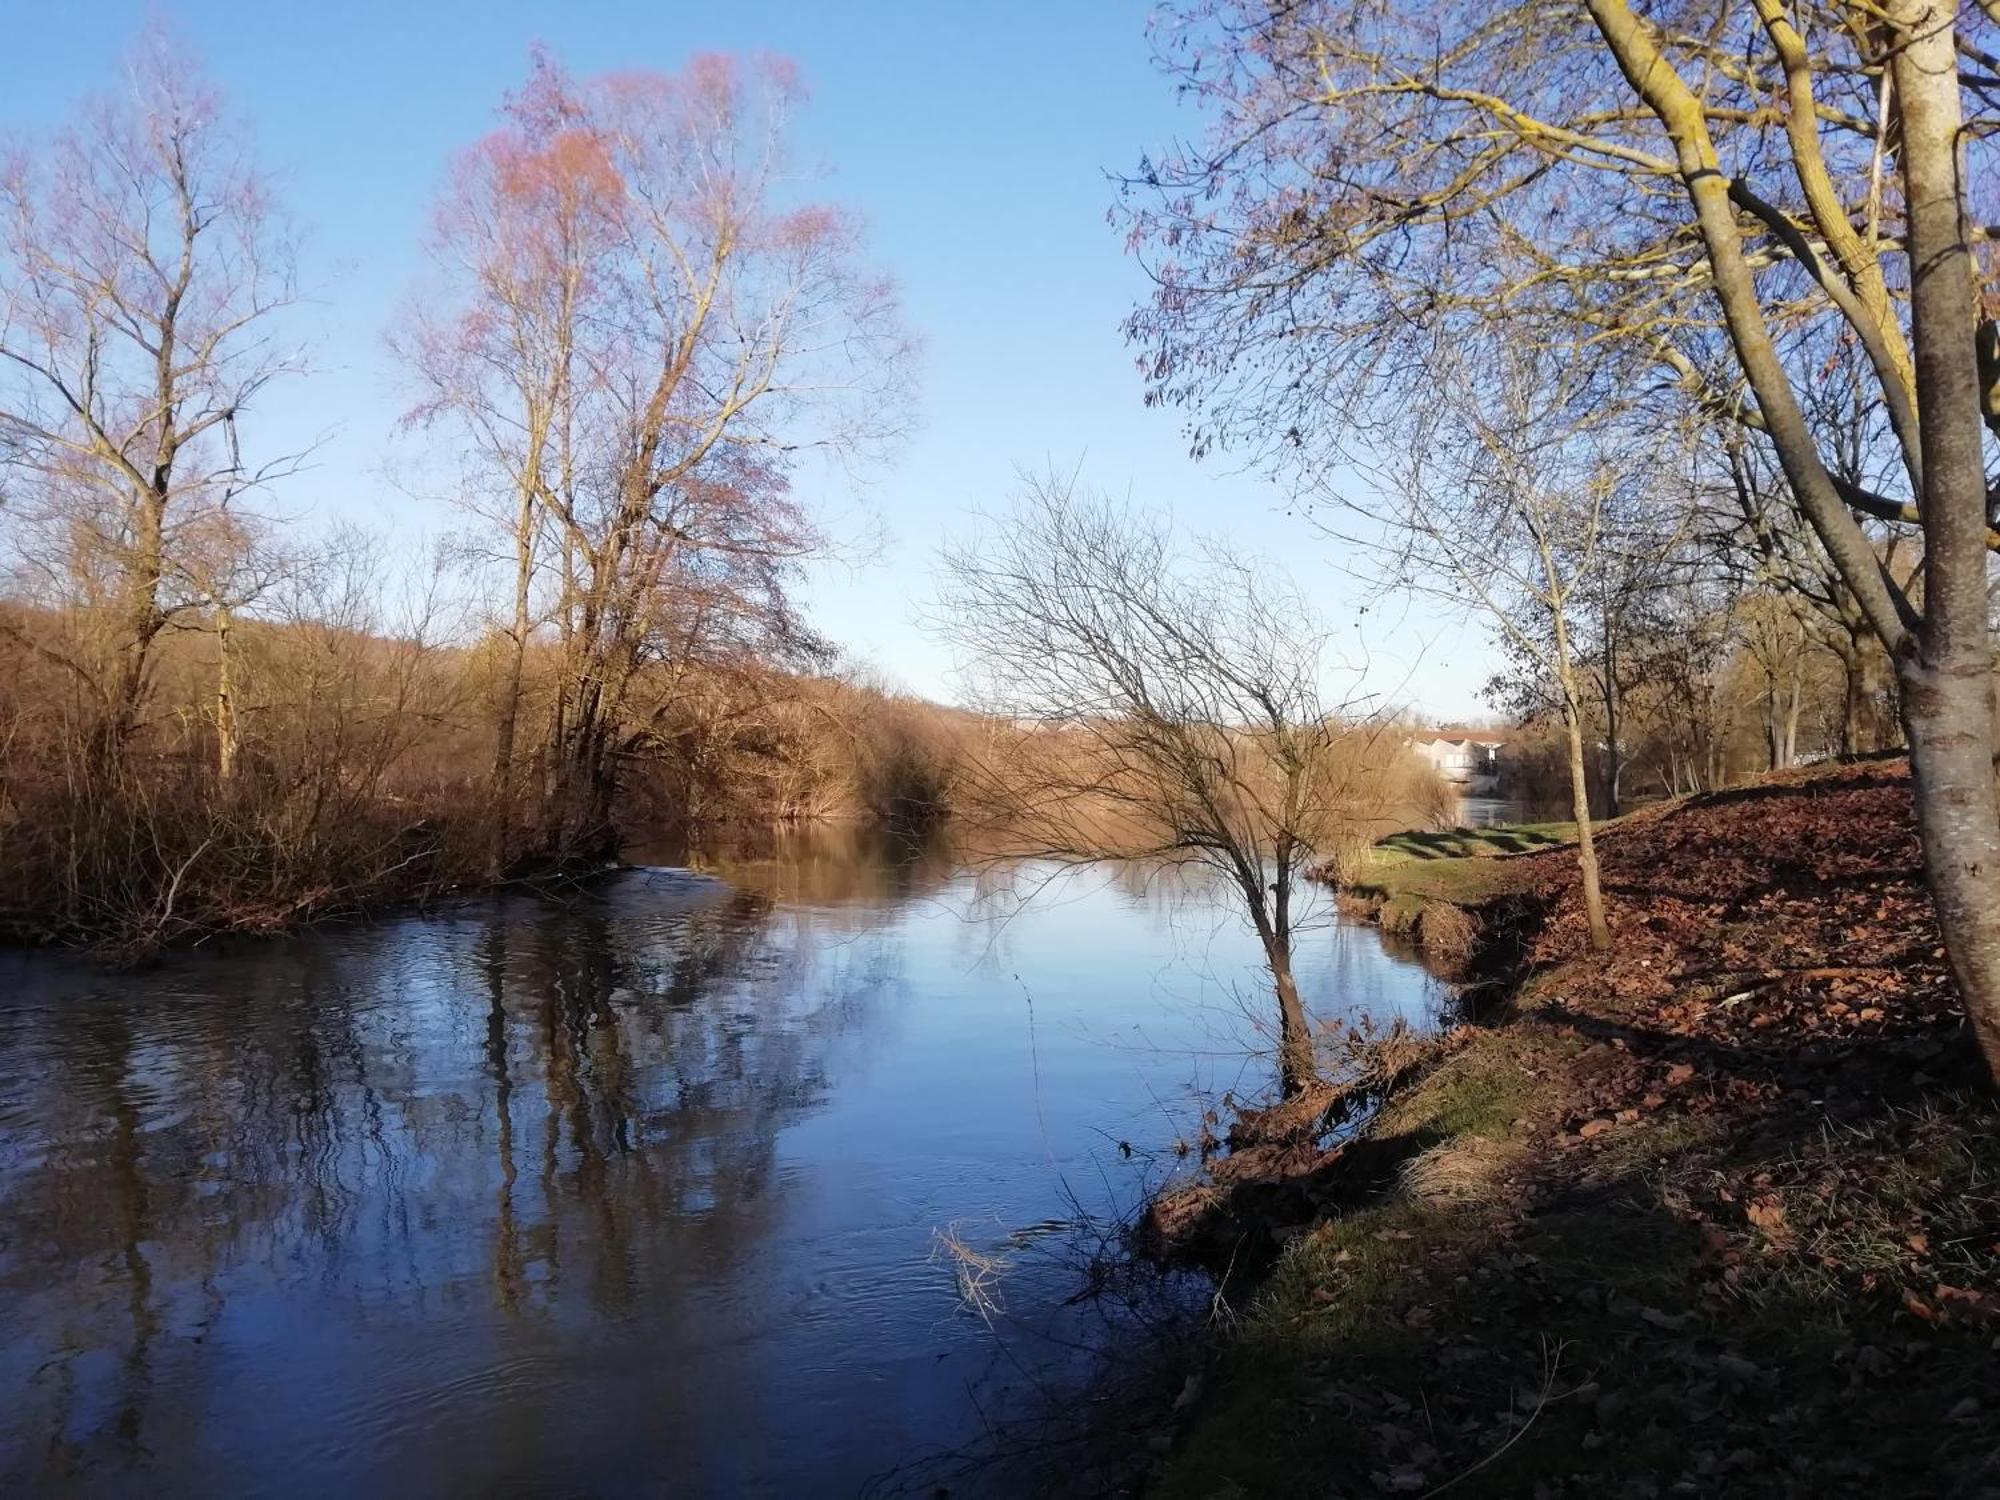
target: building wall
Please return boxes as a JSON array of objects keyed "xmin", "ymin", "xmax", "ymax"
[{"xmin": 1413, "ymin": 737, "xmax": 1503, "ymax": 786}]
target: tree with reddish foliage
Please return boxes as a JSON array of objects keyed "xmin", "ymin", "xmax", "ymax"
[
  {"xmin": 403, "ymin": 50, "xmax": 911, "ymax": 860},
  {"xmin": 398, "ymin": 50, "xmax": 624, "ymax": 867}
]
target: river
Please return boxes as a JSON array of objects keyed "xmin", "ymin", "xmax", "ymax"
[{"xmin": 0, "ymin": 826, "xmax": 1444, "ymax": 1496}]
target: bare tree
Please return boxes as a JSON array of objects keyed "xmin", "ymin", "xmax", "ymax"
[
  {"xmin": 398, "ymin": 49, "xmax": 617, "ymax": 865},
  {"xmin": 0, "ymin": 26, "xmax": 303, "ymax": 757},
  {"xmin": 1124, "ymin": 0, "xmax": 2000, "ymax": 1079},
  {"xmin": 404, "ymin": 50, "xmax": 910, "ymax": 858},
  {"xmin": 1484, "ymin": 491, "xmax": 1690, "ymax": 817},
  {"xmin": 1370, "ymin": 351, "xmax": 1679, "ymax": 950},
  {"xmin": 937, "ymin": 475, "xmax": 1404, "ymax": 1097}
]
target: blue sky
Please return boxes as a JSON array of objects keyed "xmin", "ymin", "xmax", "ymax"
[{"xmin": 3, "ymin": 0, "xmax": 1493, "ymax": 718}]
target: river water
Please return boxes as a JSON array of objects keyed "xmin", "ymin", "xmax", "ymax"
[{"xmin": 0, "ymin": 827, "xmax": 1443, "ymax": 1497}]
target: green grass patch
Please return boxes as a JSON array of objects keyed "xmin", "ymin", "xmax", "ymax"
[
  {"xmin": 1348, "ymin": 850, "xmax": 1531, "ymax": 907},
  {"xmin": 1376, "ymin": 821, "xmax": 1578, "ymax": 862},
  {"xmin": 1371, "ymin": 1046, "xmax": 1536, "ymax": 1143},
  {"xmin": 1338, "ymin": 817, "xmax": 1625, "ymax": 910}
]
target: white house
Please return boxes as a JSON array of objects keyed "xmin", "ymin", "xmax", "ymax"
[{"xmin": 1410, "ymin": 728, "xmax": 1509, "ymax": 790}]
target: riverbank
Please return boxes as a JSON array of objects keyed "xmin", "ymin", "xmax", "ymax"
[{"xmin": 1149, "ymin": 759, "xmax": 1998, "ymax": 1497}]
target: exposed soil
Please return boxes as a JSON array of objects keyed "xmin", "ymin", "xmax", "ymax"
[{"xmin": 1143, "ymin": 759, "xmax": 2000, "ymax": 1498}]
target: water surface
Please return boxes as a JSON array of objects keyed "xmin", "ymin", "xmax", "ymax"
[{"xmin": 0, "ymin": 828, "xmax": 1441, "ymax": 1496}]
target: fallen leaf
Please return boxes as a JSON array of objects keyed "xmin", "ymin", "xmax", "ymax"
[
  {"xmin": 1746, "ymin": 1196, "xmax": 1789, "ymax": 1234},
  {"xmin": 1665, "ymin": 1063, "xmax": 1696, "ymax": 1087}
]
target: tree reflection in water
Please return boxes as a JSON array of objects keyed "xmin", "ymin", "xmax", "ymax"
[{"xmin": 0, "ymin": 823, "xmax": 1439, "ymax": 1495}]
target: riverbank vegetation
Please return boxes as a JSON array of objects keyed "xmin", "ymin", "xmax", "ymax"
[
  {"xmin": 1104, "ymin": 1, "xmax": 2000, "ymax": 1487},
  {"xmin": 0, "ymin": 590, "xmax": 978, "ymax": 946},
  {"xmin": 0, "ymin": 33, "xmax": 946, "ymax": 949}
]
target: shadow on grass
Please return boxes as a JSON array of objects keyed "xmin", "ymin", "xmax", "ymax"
[
  {"xmin": 1384, "ymin": 826, "xmax": 1569, "ymax": 862},
  {"xmin": 1153, "ymin": 1052, "xmax": 2000, "ymax": 1500},
  {"xmin": 1163, "ymin": 761, "xmax": 1997, "ymax": 1495}
]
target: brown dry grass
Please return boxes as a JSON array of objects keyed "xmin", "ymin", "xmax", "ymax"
[{"xmin": 1415, "ymin": 900, "xmax": 1480, "ymax": 975}]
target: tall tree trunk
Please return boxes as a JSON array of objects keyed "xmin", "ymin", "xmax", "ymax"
[
  {"xmin": 1265, "ymin": 939, "xmax": 1314, "ymax": 1099},
  {"xmin": 1889, "ymin": 7, "xmax": 2000, "ymax": 1082},
  {"xmin": 103, "ymin": 489, "xmax": 168, "ymax": 763},
  {"xmin": 1553, "ymin": 610, "xmax": 1612, "ymax": 952},
  {"xmin": 490, "ymin": 487, "xmax": 537, "ymax": 876},
  {"xmin": 1781, "ymin": 650, "xmax": 1804, "ymax": 769},
  {"xmin": 214, "ymin": 602, "xmax": 238, "ymax": 786},
  {"xmin": 1561, "ymin": 696, "xmax": 1612, "ymax": 952},
  {"xmin": 548, "ymin": 644, "xmax": 620, "ymax": 860},
  {"xmin": 1250, "ymin": 874, "xmax": 1314, "ymax": 1098},
  {"xmin": 1603, "ymin": 630, "xmax": 1623, "ymax": 817},
  {"xmin": 1839, "ymin": 634, "xmax": 1865, "ymax": 757}
]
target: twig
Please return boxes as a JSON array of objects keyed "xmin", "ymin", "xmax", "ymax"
[{"xmin": 1420, "ymin": 1336, "xmax": 1567, "ymax": 1498}]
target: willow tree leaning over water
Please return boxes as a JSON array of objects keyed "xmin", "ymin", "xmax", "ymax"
[{"xmin": 937, "ymin": 476, "xmax": 1401, "ymax": 1098}]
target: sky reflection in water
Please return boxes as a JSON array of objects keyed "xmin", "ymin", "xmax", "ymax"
[{"xmin": 0, "ymin": 826, "xmax": 1443, "ymax": 1496}]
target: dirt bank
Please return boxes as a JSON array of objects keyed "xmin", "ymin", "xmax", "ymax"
[{"xmin": 1146, "ymin": 760, "xmax": 1998, "ymax": 1497}]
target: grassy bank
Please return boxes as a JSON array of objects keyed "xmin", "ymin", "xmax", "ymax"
[
  {"xmin": 1326, "ymin": 818, "xmax": 1590, "ymax": 969},
  {"xmin": 1154, "ymin": 761, "xmax": 1998, "ymax": 1497}
]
